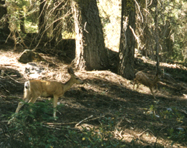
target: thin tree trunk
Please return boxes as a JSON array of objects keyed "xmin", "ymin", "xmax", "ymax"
[
  {"xmin": 53, "ymin": 0, "xmax": 63, "ymax": 45},
  {"xmin": 154, "ymin": 0, "xmax": 159, "ymax": 73},
  {"xmin": 118, "ymin": 0, "xmax": 135, "ymax": 80},
  {"xmin": 20, "ymin": 10, "xmax": 26, "ymax": 34}
]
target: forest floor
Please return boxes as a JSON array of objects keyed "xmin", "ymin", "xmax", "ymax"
[{"xmin": 0, "ymin": 45, "xmax": 187, "ymax": 148}]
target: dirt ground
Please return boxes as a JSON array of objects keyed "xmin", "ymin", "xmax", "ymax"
[{"xmin": 0, "ymin": 45, "xmax": 187, "ymax": 147}]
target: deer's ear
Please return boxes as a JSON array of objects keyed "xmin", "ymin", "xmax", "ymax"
[{"xmin": 68, "ymin": 67, "xmax": 74, "ymax": 75}]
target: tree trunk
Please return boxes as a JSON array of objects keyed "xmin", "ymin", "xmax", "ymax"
[
  {"xmin": 53, "ymin": 0, "xmax": 63, "ymax": 46},
  {"xmin": 63, "ymin": 0, "xmax": 74, "ymax": 33},
  {"xmin": 118, "ymin": 0, "xmax": 135, "ymax": 80},
  {"xmin": 154, "ymin": 0, "xmax": 160, "ymax": 73},
  {"xmin": 0, "ymin": 0, "xmax": 10, "ymax": 37},
  {"xmin": 20, "ymin": 10, "xmax": 26, "ymax": 34},
  {"xmin": 38, "ymin": 0, "xmax": 47, "ymax": 40},
  {"xmin": 72, "ymin": 0, "xmax": 108, "ymax": 70}
]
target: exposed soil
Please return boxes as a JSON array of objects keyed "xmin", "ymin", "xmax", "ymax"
[{"xmin": 0, "ymin": 45, "xmax": 187, "ymax": 147}]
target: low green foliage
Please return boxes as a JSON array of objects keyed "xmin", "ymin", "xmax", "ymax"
[
  {"xmin": 161, "ymin": 107, "xmax": 187, "ymax": 143},
  {"xmin": 7, "ymin": 101, "xmax": 126, "ymax": 148},
  {"xmin": 9, "ymin": 100, "xmax": 57, "ymax": 148},
  {"xmin": 6, "ymin": 100, "xmax": 186, "ymax": 147},
  {"xmin": 148, "ymin": 104, "xmax": 187, "ymax": 143}
]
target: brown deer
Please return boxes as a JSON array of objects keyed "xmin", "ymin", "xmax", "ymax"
[
  {"xmin": 15, "ymin": 67, "xmax": 83, "ymax": 119},
  {"xmin": 133, "ymin": 71, "xmax": 161, "ymax": 99}
]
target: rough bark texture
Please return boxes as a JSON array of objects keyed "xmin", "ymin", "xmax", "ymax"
[
  {"xmin": 38, "ymin": 0, "xmax": 47, "ymax": 40},
  {"xmin": 53, "ymin": 0, "xmax": 63, "ymax": 45},
  {"xmin": 118, "ymin": 0, "xmax": 135, "ymax": 80},
  {"xmin": 20, "ymin": 10, "xmax": 26, "ymax": 34},
  {"xmin": 154, "ymin": 0, "xmax": 160, "ymax": 73},
  {"xmin": 0, "ymin": 0, "xmax": 10, "ymax": 39},
  {"xmin": 72, "ymin": 0, "xmax": 108, "ymax": 70}
]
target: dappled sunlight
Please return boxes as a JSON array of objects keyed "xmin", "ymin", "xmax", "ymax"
[
  {"xmin": 0, "ymin": 50, "xmax": 27, "ymax": 74},
  {"xmin": 0, "ymin": 47, "xmax": 187, "ymax": 147}
]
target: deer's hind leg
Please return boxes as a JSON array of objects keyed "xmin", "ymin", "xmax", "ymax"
[
  {"xmin": 8, "ymin": 97, "xmax": 30, "ymax": 124},
  {"xmin": 149, "ymin": 87, "xmax": 156, "ymax": 99},
  {"xmin": 133, "ymin": 79, "xmax": 138, "ymax": 90},
  {"xmin": 154, "ymin": 83, "xmax": 158, "ymax": 93},
  {"xmin": 15, "ymin": 81, "xmax": 33, "ymax": 113},
  {"xmin": 136, "ymin": 82, "xmax": 140, "ymax": 90}
]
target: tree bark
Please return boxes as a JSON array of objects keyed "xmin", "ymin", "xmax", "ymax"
[
  {"xmin": 0, "ymin": 0, "xmax": 10, "ymax": 37},
  {"xmin": 20, "ymin": 10, "xmax": 26, "ymax": 34},
  {"xmin": 38, "ymin": 0, "xmax": 47, "ymax": 40},
  {"xmin": 154, "ymin": 0, "xmax": 160, "ymax": 73},
  {"xmin": 53, "ymin": 0, "xmax": 63, "ymax": 45},
  {"xmin": 72, "ymin": 0, "xmax": 108, "ymax": 70},
  {"xmin": 118, "ymin": 0, "xmax": 135, "ymax": 80}
]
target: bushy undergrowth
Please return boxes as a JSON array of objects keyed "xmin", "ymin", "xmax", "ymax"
[
  {"xmin": 3, "ymin": 100, "xmax": 186, "ymax": 148},
  {"xmin": 148, "ymin": 105, "xmax": 187, "ymax": 144},
  {"xmin": 6, "ymin": 101, "xmax": 126, "ymax": 148}
]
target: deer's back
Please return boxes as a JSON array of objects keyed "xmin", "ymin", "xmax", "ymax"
[
  {"xmin": 135, "ymin": 71, "xmax": 152, "ymax": 87},
  {"xmin": 27, "ymin": 80, "xmax": 64, "ymax": 97}
]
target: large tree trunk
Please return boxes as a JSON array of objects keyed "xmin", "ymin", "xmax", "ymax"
[
  {"xmin": 72, "ymin": 0, "xmax": 108, "ymax": 70},
  {"xmin": 0, "ymin": 0, "xmax": 10, "ymax": 38},
  {"xmin": 118, "ymin": 0, "xmax": 135, "ymax": 80},
  {"xmin": 38, "ymin": 0, "xmax": 47, "ymax": 40},
  {"xmin": 53, "ymin": 0, "xmax": 63, "ymax": 46}
]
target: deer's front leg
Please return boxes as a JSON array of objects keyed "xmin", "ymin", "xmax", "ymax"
[{"xmin": 53, "ymin": 95, "xmax": 59, "ymax": 119}]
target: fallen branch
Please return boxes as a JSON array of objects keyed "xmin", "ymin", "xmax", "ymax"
[
  {"xmin": 44, "ymin": 121, "xmax": 77, "ymax": 126},
  {"xmin": 138, "ymin": 129, "xmax": 155, "ymax": 138},
  {"xmin": 179, "ymin": 109, "xmax": 187, "ymax": 115},
  {"xmin": 75, "ymin": 115, "xmax": 93, "ymax": 127},
  {"xmin": 0, "ymin": 83, "xmax": 10, "ymax": 93},
  {"xmin": 138, "ymin": 128, "xmax": 158, "ymax": 146},
  {"xmin": 3, "ymin": 73, "xmax": 23, "ymax": 84}
]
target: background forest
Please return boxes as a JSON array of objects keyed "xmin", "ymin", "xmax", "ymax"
[
  {"xmin": 0, "ymin": 0, "xmax": 187, "ymax": 147},
  {"xmin": 1, "ymin": 0, "xmax": 187, "ymax": 65}
]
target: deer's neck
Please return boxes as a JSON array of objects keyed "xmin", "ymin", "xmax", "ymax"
[{"xmin": 63, "ymin": 78, "xmax": 75, "ymax": 92}]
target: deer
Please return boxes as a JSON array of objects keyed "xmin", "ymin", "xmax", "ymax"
[
  {"xmin": 14, "ymin": 67, "xmax": 83, "ymax": 120},
  {"xmin": 133, "ymin": 70, "xmax": 162, "ymax": 99}
]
